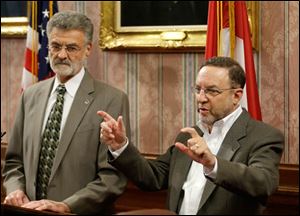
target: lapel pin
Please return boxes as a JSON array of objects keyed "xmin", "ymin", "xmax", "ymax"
[{"xmin": 84, "ymin": 99, "xmax": 90, "ymax": 105}]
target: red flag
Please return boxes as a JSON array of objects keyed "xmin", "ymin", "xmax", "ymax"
[
  {"xmin": 205, "ymin": 1, "xmax": 262, "ymax": 121},
  {"xmin": 21, "ymin": 1, "xmax": 58, "ymax": 90}
]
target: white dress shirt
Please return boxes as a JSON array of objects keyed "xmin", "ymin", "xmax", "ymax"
[
  {"xmin": 179, "ymin": 106, "xmax": 243, "ymax": 215},
  {"xmin": 41, "ymin": 68, "xmax": 85, "ymax": 138}
]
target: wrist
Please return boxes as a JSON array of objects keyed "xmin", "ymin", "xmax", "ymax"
[
  {"xmin": 121, "ymin": 137, "xmax": 128, "ymax": 146},
  {"xmin": 206, "ymin": 155, "xmax": 216, "ymax": 172}
]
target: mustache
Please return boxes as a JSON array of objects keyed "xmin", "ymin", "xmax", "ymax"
[{"xmin": 53, "ymin": 59, "xmax": 71, "ymax": 66}]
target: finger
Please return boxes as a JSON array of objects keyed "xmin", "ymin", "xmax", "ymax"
[
  {"xmin": 97, "ymin": 111, "xmax": 115, "ymax": 122},
  {"xmin": 35, "ymin": 201, "xmax": 48, "ymax": 211},
  {"xmin": 35, "ymin": 200, "xmax": 49, "ymax": 211},
  {"xmin": 101, "ymin": 130, "xmax": 115, "ymax": 140},
  {"xmin": 100, "ymin": 123, "xmax": 115, "ymax": 137},
  {"xmin": 22, "ymin": 200, "xmax": 42, "ymax": 209},
  {"xmin": 35, "ymin": 200, "xmax": 58, "ymax": 212},
  {"xmin": 116, "ymin": 116, "xmax": 125, "ymax": 133},
  {"xmin": 4, "ymin": 190, "xmax": 26, "ymax": 206},
  {"xmin": 3, "ymin": 196, "xmax": 11, "ymax": 205},
  {"xmin": 100, "ymin": 122, "xmax": 113, "ymax": 133},
  {"xmin": 10, "ymin": 197, "xmax": 20, "ymax": 206},
  {"xmin": 15, "ymin": 193, "xmax": 25, "ymax": 206},
  {"xmin": 187, "ymin": 138, "xmax": 201, "ymax": 150},
  {"xmin": 180, "ymin": 127, "xmax": 199, "ymax": 138},
  {"xmin": 174, "ymin": 142, "xmax": 189, "ymax": 152},
  {"xmin": 175, "ymin": 142, "xmax": 199, "ymax": 161},
  {"xmin": 187, "ymin": 138, "xmax": 196, "ymax": 148},
  {"xmin": 190, "ymin": 144, "xmax": 200, "ymax": 151}
]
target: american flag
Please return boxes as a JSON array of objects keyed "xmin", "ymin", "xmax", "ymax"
[{"xmin": 22, "ymin": 1, "xmax": 58, "ymax": 90}]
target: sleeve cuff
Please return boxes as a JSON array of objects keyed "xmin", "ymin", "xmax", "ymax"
[
  {"xmin": 204, "ymin": 158, "xmax": 218, "ymax": 179},
  {"xmin": 108, "ymin": 137, "xmax": 129, "ymax": 158}
]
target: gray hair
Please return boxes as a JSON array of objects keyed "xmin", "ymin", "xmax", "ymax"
[{"xmin": 47, "ymin": 11, "xmax": 93, "ymax": 44}]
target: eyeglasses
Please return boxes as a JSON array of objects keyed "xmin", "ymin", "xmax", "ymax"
[
  {"xmin": 48, "ymin": 43, "xmax": 82, "ymax": 55},
  {"xmin": 191, "ymin": 86, "xmax": 238, "ymax": 97}
]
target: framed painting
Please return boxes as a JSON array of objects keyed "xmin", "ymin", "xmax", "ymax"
[
  {"xmin": 99, "ymin": 1, "xmax": 259, "ymax": 51},
  {"xmin": 1, "ymin": 1, "xmax": 28, "ymax": 37}
]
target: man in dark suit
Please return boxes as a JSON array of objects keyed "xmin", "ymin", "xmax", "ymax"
[
  {"xmin": 2, "ymin": 11, "xmax": 131, "ymax": 214},
  {"xmin": 98, "ymin": 56, "xmax": 284, "ymax": 215}
]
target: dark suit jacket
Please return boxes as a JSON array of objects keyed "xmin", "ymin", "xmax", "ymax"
[
  {"xmin": 3, "ymin": 71, "xmax": 131, "ymax": 214},
  {"xmin": 109, "ymin": 109, "xmax": 283, "ymax": 215}
]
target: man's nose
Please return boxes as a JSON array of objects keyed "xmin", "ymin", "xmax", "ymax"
[
  {"xmin": 57, "ymin": 48, "xmax": 68, "ymax": 59},
  {"xmin": 196, "ymin": 91, "xmax": 208, "ymax": 103}
]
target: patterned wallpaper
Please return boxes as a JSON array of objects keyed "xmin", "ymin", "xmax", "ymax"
[{"xmin": 1, "ymin": 1, "xmax": 298, "ymax": 164}]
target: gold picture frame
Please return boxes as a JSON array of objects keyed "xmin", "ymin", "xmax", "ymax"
[
  {"xmin": 99, "ymin": 1, "xmax": 259, "ymax": 51},
  {"xmin": 1, "ymin": 1, "xmax": 29, "ymax": 37},
  {"xmin": 1, "ymin": 17, "xmax": 28, "ymax": 37}
]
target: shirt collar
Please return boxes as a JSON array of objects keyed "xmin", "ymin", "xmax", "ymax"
[
  {"xmin": 198, "ymin": 105, "xmax": 243, "ymax": 136},
  {"xmin": 52, "ymin": 67, "xmax": 85, "ymax": 97}
]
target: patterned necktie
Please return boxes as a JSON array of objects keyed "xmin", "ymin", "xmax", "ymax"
[{"xmin": 36, "ymin": 84, "xmax": 66, "ymax": 200}]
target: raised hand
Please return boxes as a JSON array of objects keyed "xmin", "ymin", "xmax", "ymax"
[
  {"xmin": 175, "ymin": 127, "xmax": 216, "ymax": 171},
  {"xmin": 97, "ymin": 111, "xmax": 127, "ymax": 151}
]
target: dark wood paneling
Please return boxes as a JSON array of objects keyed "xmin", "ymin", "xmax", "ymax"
[
  {"xmin": 263, "ymin": 164, "xmax": 299, "ymax": 215},
  {"xmin": 114, "ymin": 181, "xmax": 167, "ymax": 213}
]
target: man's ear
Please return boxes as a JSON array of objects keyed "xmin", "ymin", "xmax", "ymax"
[
  {"xmin": 233, "ymin": 88, "xmax": 243, "ymax": 105},
  {"xmin": 85, "ymin": 43, "xmax": 92, "ymax": 57}
]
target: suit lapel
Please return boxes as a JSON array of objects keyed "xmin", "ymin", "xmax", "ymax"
[
  {"xmin": 170, "ymin": 125, "xmax": 204, "ymax": 212},
  {"xmin": 198, "ymin": 110, "xmax": 248, "ymax": 210},
  {"xmin": 169, "ymin": 151, "xmax": 192, "ymax": 212},
  {"xmin": 49, "ymin": 72, "xmax": 95, "ymax": 182}
]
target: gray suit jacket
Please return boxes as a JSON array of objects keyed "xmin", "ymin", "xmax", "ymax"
[
  {"xmin": 3, "ymin": 71, "xmax": 131, "ymax": 214},
  {"xmin": 110, "ymin": 109, "xmax": 283, "ymax": 215}
]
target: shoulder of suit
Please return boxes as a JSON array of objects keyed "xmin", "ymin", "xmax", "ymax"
[
  {"xmin": 22, "ymin": 77, "xmax": 54, "ymax": 96},
  {"xmin": 244, "ymin": 112, "xmax": 283, "ymax": 137}
]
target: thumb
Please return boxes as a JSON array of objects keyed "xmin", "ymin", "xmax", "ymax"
[{"xmin": 117, "ymin": 116, "xmax": 126, "ymax": 133}]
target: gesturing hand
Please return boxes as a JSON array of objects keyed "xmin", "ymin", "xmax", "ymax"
[
  {"xmin": 175, "ymin": 127, "xmax": 216, "ymax": 171},
  {"xmin": 97, "ymin": 111, "xmax": 127, "ymax": 151}
]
